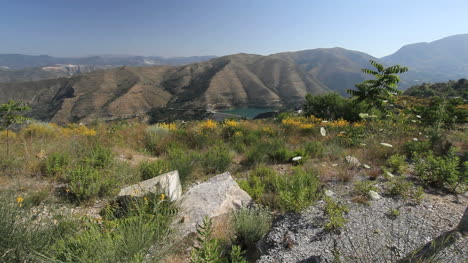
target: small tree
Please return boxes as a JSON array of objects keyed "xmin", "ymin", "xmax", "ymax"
[
  {"xmin": 348, "ymin": 60, "xmax": 408, "ymax": 112},
  {"xmin": 0, "ymin": 100, "xmax": 30, "ymax": 156}
]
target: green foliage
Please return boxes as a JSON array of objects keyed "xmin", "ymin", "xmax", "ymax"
[
  {"xmin": 414, "ymin": 149, "xmax": 464, "ymax": 191},
  {"xmin": 144, "ymin": 125, "xmax": 172, "ymax": 155},
  {"xmin": 353, "ymin": 180, "xmax": 378, "ymax": 198},
  {"xmin": 24, "ymin": 190, "xmax": 50, "ymax": 207},
  {"xmin": 51, "ymin": 197, "xmax": 175, "ymax": 263},
  {"xmin": 232, "ymin": 206, "xmax": 272, "ymax": 247},
  {"xmin": 201, "ymin": 144, "xmax": 232, "ymax": 173},
  {"xmin": 386, "ymin": 154, "xmax": 408, "ymax": 174},
  {"xmin": 348, "ymin": 60, "xmax": 408, "ymax": 113},
  {"xmin": 404, "ymin": 78, "xmax": 468, "ymax": 99},
  {"xmin": 82, "ymin": 144, "xmax": 114, "ymax": 169},
  {"xmin": 190, "ymin": 217, "xmax": 225, "ymax": 263},
  {"xmin": 0, "ymin": 192, "xmax": 65, "ymax": 262},
  {"xmin": 66, "ymin": 165, "xmax": 116, "ymax": 201},
  {"xmin": 384, "ymin": 177, "xmax": 424, "ymax": 204},
  {"xmin": 41, "ymin": 152, "xmax": 70, "ymax": 177},
  {"xmin": 403, "ymin": 139, "xmax": 432, "ymax": 159},
  {"xmin": 324, "ymin": 196, "xmax": 349, "ymax": 232},
  {"xmin": 139, "ymin": 159, "xmax": 171, "ymax": 180},
  {"xmin": 415, "ymin": 97, "xmax": 467, "ymax": 128},
  {"xmin": 267, "ymin": 146, "xmax": 294, "ymax": 163},
  {"xmin": 239, "ymin": 166, "xmax": 321, "ymax": 212},
  {"xmin": 229, "ymin": 245, "xmax": 248, "ymax": 263},
  {"xmin": 167, "ymin": 145, "xmax": 198, "ymax": 183},
  {"xmin": 303, "ymin": 141, "xmax": 325, "ymax": 158},
  {"xmin": 303, "ymin": 92, "xmax": 365, "ymax": 121},
  {"xmin": 0, "ymin": 100, "xmax": 31, "ymax": 156}
]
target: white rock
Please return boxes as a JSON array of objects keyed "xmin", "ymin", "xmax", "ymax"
[
  {"xmin": 413, "ymin": 138, "xmax": 418, "ymax": 141},
  {"xmin": 331, "ymin": 163, "xmax": 338, "ymax": 167},
  {"xmin": 363, "ymin": 164, "xmax": 371, "ymax": 169},
  {"xmin": 320, "ymin": 127, "xmax": 327, "ymax": 136},
  {"xmin": 178, "ymin": 172, "xmax": 252, "ymax": 236},
  {"xmin": 416, "ymin": 115, "xmax": 421, "ymax": 119},
  {"xmin": 324, "ymin": 189, "xmax": 335, "ymax": 197},
  {"xmin": 360, "ymin": 143, "xmax": 367, "ymax": 146},
  {"xmin": 118, "ymin": 170, "xmax": 182, "ymax": 201},
  {"xmin": 386, "ymin": 172, "xmax": 395, "ymax": 178},
  {"xmin": 292, "ymin": 156, "xmax": 302, "ymax": 162},
  {"xmin": 380, "ymin": 143, "xmax": 393, "ymax": 147},
  {"xmin": 379, "ymin": 129, "xmax": 384, "ymax": 132},
  {"xmin": 368, "ymin": 190, "xmax": 381, "ymax": 200},
  {"xmin": 345, "ymin": 155, "xmax": 361, "ymax": 167}
]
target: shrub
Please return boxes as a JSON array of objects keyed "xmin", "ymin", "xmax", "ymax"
[
  {"xmin": 324, "ymin": 196, "xmax": 349, "ymax": 232},
  {"xmin": 353, "ymin": 180, "xmax": 378, "ymax": 201},
  {"xmin": 267, "ymin": 146, "xmax": 294, "ymax": 163},
  {"xmin": 41, "ymin": 152, "xmax": 70, "ymax": 177},
  {"xmin": 144, "ymin": 125, "xmax": 172, "ymax": 155},
  {"xmin": 83, "ymin": 144, "xmax": 114, "ymax": 169},
  {"xmin": 167, "ymin": 146, "xmax": 198, "ymax": 183},
  {"xmin": 190, "ymin": 216, "xmax": 224, "ymax": 263},
  {"xmin": 403, "ymin": 139, "xmax": 431, "ymax": 158},
  {"xmin": 232, "ymin": 206, "xmax": 272, "ymax": 247},
  {"xmin": 303, "ymin": 93, "xmax": 365, "ymax": 121},
  {"xmin": 200, "ymin": 144, "xmax": 232, "ymax": 173},
  {"xmin": 303, "ymin": 141, "xmax": 325, "ymax": 158},
  {"xmin": 0, "ymin": 192, "xmax": 61, "ymax": 262},
  {"xmin": 385, "ymin": 177, "xmax": 424, "ymax": 204},
  {"xmin": 66, "ymin": 165, "xmax": 116, "ymax": 201},
  {"xmin": 239, "ymin": 166, "xmax": 321, "ymax": 212},
  {"xmin": 51, "ymin": 208, "xmax": 174, "ymax": 262},
  {"xmin": 139, "ymin": 160, "xmax": 171, "ymax": 180},
  {"xmin": 414, "ymin": 148, "xmax": 463, "ymax": 190},
  {"xmin": 386, "ymin": 154, "xmax": 408, "ymax": 174},
  {"xmin": 24, "ymin": 189, "xmax": 50, "ymax": 207}
]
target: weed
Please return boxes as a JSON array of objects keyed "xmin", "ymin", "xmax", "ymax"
[
  {"xmin": 201, "ymin": 144, "xmax": 232, "ymax": 173},
  {"xmin": 387, "ymin": 154, "xmax": 408, "ymax": 174},
  {"xmin": 139, "ymin": 159, "xmax": 171, "ymax": 180},
  {"xmin": 41, "ymin": 152, "xmax": 70, "ymax": 177},
  {"xmin": 232, "ymin": 206, "xmax": 272, "ymax": 247},
  {"xmin": 324, "ymin": 196, "xmax": 349, "ymax": 232}
]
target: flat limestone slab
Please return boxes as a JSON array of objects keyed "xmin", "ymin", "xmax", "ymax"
[{"xmin": 118, "ymin": 170, "xmax": 182, "ymax": 201}]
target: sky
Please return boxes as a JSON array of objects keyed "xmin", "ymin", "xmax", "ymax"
[{"xmin": 1, "ymin": 0, "xmax": 467, "ymax": 58}]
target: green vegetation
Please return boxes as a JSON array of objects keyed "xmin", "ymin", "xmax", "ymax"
[
  {"xmin": 324, "ymin": 196, "xmax": 349, "ymax": 232},
  {"xmin": 348, "ymin": 60, "xmax": 408, "ymax": 112},
  {"xmin": 232, "ymin": 206, "xmax": 272, "ymax": 247},
  {"xmin": 404, "ymin": 78, "xmax": 468, "ymax": 99},
  {"xmin": 0, "ymin": 100, "xmax": 30, "ymax": 156},
  {"xmin": 139, "ymin": 160, "xmax": 171, "ymax": 180}
]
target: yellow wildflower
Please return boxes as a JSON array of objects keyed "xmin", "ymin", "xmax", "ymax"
[
  {"xmin": 16, "ymin": 196, "xmax": 24, "ymax": 207},
  {"xmin": 157, "ymin": 123, "xmax": 177, "ymax": 131},
  {"xmin": 233, "ymin": 131, "xmax": 243, "ymax": 137},
  {"xmin": 159, "ymin": 193, "xmax": 165, "ymax": 200},
  {"xmin": 200, "ymin": 119, "xmax": 217, "ymax": 129},
  {"xmin": 224, "ymin": 120, "xmax": 240, "ymax": 128}
]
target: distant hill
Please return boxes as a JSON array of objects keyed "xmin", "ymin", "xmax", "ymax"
[
  {"xmin": 2, "ymin": 34, "xmax": 468, "ymax": 123},
  {"xmin": 0, "ymin": 54, "xmax": 332, "ymax": 123},
  {"xmin": 382, "ymin": 34, "xmax": 468, "ymax": 87},
  {"xmin": 404, "ymin": 78, "xmax": 468, "ymax": 99},
  {"xmin": 0, "ymin": 54, "xmax": 217, "ymax": 70}
]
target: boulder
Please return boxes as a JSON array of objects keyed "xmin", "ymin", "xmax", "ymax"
[
  {"xmin": 118, "ymin": 170, "xmax": 182, "ymax": 201},
  {"xmin": 345, "ymin": 155, "xmax": 361, "ymax": 167},
  {"xmin": 368, "ymin": 190, "xmax": 381, "ymax": 200},
  {"xmin": 178, "ymin": 172, "xmax": 251, "ymax": 235}
]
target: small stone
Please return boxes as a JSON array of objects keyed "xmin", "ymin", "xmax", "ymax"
[
  {"xmin": 363, "ymin": 164, "xmax": 371, "ymax": 169},
  {"xmin": 360, "ymin": 143, "xmax": 367, "ymax": 146},
  {"xmin": 320, "ymin": 127, "xmax": 327, "ymax": 136},
  {"xmin": 292, "ymin": 156, "xmax": 302, "ymax": 163},
  {"xmin": 324, "ymin": 189, "xmax": 335, "ymax": 197},
  {"xmin": 345, "ymin": 155, "xmax": 361, "ymax": 167},
  {"xmin": 368, "ymin": 190, "xmax": 381, "ymax": 200},
  {"xmin": 386, "ymin": 172, "xmax": 395, "ymax": 178},
  {"xmin": 380, "ymin": 143, "xmax": 393, "ymax": 147},
  {"xmin": 416, "ymin": 115, "xmax": 421, "ymax": 119},
  {"xmin": 413, "ymin": 138, "xmax": 418, "ymax": 141},
  {"xmin": 379, "ymin": 129, "xmax": 384, "ymax": 132},
  {"xmin": 331, "ymin": 163, "xmax": 338, "ymax": 167}
]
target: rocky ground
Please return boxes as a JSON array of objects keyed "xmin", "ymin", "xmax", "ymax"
[{"xmin": 258, "ymin": 183, "xmax": 468, "ymax": 263}]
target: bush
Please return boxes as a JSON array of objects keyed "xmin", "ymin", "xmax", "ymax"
[
  {"xmin": 139, "ymin": 160, "xmax": 171, "ymax": 180},
  {"xmin": 353, "ymin": 180, "xmax": 378, "ymax": 202},
  {"xmin": 414, "ymin": 149, "xmax": 463, "ymax": 191},
  {"xmin": 303, "ymin": 93, "xmax": 366, "ymax": 121},
  {"xmin": 0, "ymin": 192, "xmax": 61, "ymax": 262},
  {"xmin": 232, "ymin": 206, "xmax": 272, "ymax": 247},
  {"xmin": 167, "ymin": 146, "xmax": 198, "ymax": 183},
  {"xmin": 83, "ymin": 144, "xmax": 114, "ymax": 169},
  {"xmin": 386, "ymin": 154, "xmax": 408, "ymax": 174},
  {"xmin": 324, "ymin": 196, "xmax": 349, "ymax": 232},
  {"xmin": 41, "ymin": 152, "xmax": 70, "ymax": 177},
  {"xmin": 268, "ymin": 146, "xmax": 294, "ymax": 163},
  {"xmin": 200, "ymin": 144, "xmax": 232, "ymax": 173},
  {"xmin": 66, "ymin": 165, "xmax": 116, "ymax": 201},
  {"xmin": 403, "ymin": 139, "xmax": 431, "ymax": 158},
  {"xmin": 303, "ymin": 141, "xmax": 325, "ymax": 158},
  {"xmin": 51, "ymin": 202, "xmax": 175, "ymax": 263},
  {"xmin": 239, "ymin": 166, "xmax": 321, "ymax": 212},
  {"xmin": 384, "ymin": 177, "xmax": 424, "ymax": 204},
  {"xmin": 22, "ymin": 122, "xmax": 58, "ymax": 138},
  {"xmin": 144, "ymin": 125, "xmax": 172, "ymax": 155}
]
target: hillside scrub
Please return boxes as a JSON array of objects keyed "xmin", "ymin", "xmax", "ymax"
[{"xmin": 0, "ymin": 94, "xmax": 466, "ymax": 261}]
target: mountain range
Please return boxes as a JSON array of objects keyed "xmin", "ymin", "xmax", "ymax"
[{"xmin": 0, "ymin": 34, "xmax": 467, "ymax": 123}]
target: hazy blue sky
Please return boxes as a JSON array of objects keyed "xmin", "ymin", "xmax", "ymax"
[{"xmin": 1, "ymin": 0, "xmax": 467, "ymax": 58}]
